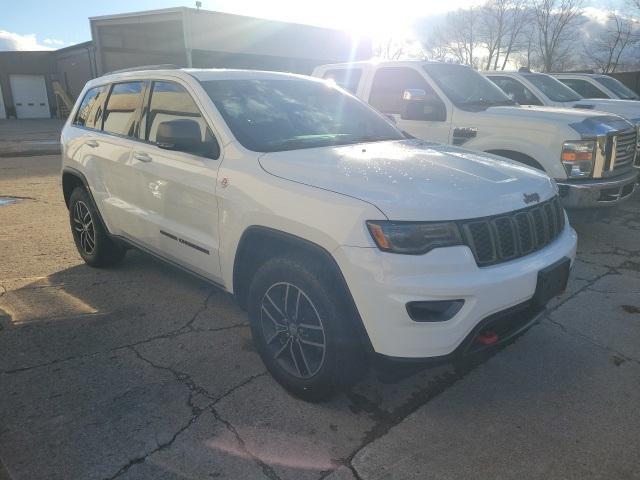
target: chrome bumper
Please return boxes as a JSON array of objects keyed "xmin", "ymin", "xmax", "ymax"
[{"xmin": 556, "ymin": 169, "xmax": 638, "ymax": 209}]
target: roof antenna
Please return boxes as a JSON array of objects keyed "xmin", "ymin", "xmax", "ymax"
[{"xmin": 195, "ymin": 1, "xmax": 202, "ymax": 10}]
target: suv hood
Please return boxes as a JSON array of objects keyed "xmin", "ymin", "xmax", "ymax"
[
  {"xmin": 562, "ymin": 99, "xmax": 640, "ymax": 124},
  {"xmin": 258, "ymin": 139, "xmax": 556, "ymax": 221}
]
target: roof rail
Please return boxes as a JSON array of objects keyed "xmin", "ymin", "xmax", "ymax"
[{"xmin": 105, "ymin": 64, "xmax": 181, "ymax": 75}]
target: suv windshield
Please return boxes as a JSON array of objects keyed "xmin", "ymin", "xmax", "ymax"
[
  {"xmin": 594, "ymin": 76, "xmax": 640, "ymax": 100},
  {"xmin": 200, "ymin": 78, "xmax": 403, "ymax": 152},
  {"xmin": 422, "ymin": 63, "xmax": 515, "ymax": 110},
  {"xmin": 523, "ymin": 74, "xmax": 582, "ymax": 102}
]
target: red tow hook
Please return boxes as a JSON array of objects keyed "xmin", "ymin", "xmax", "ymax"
[{"xmin": 477, "ymin": 330, "xmax": 499, "ymax": 345}]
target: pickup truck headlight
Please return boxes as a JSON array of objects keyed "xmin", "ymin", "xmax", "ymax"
[
  {"xmin": 561, "ymin": 140, "xmax": 595, "ymax": 178},
  {"xmin": 366, "ymin": 220, "xmax": 462, "ymax": 254}
]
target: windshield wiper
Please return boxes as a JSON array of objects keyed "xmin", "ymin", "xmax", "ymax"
[
  {"xmin": 460, "ymin": 99, "xmax": 515, "ymax": 108},
  {"xmin": 460, "ymin": 99, "xmax": 516, "ymax": 108},
  {"xmin": 350, "ymin": 135, "xmax": 398, "ymax": 143}
]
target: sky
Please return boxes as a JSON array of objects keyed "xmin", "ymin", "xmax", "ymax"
[{"xmin": 0, "ymin": 0, "xmax": 632, "ymax": 51}]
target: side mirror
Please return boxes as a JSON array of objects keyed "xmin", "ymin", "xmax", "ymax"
[
  {"xmin": 401, "ymin": 89, "xmax": 446, "ymax": 122},
  {"xmin": 402, "ymin": 89, "xmax": 427, "ymax": 101},
  {"xmin": 156, "ymin": 119, "xmax": 219, "ymax": 159},
  {"xmin": 156, "ymin": 119, "xmax": 202, "ymax": 152}
]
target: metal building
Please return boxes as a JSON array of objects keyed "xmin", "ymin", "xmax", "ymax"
[
  {"xmin": 0, "ymin": 7, "xmax": 371, "ymax": 119},
  {"xmin": 90, "ymin": 7, "xmax": 371, "ymax": 75},
  {"xmin": 0, "ymin": 42, "xmax": 96, "ymax": 119}
]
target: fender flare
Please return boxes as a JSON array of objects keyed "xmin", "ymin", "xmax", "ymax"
[{"xmin": 232, "ymin": 225, "xmax": 374, "ymax": 353}]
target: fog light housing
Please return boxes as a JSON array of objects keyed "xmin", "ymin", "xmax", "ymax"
[{"xmin": 406, "ymin": 300, "xmax": 464, "ymax": 322}]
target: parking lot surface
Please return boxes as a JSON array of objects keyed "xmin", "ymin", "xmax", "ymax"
[
  {"xmin": 0, "ymin": 119, "xmax": 63, "ymax": 157},
  {"xmin": 1, "ymin": 153, "xmax": 639, "ymax": 480}
]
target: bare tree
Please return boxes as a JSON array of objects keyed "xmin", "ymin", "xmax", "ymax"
[
  {"xmin": 373, "ymin": 37, "xmax": 405, "ymax": 60},
  {"xmin": 479, "ymin": 0, "xmax": 509, "ymax": 70},
  {"xmin": 532, "ymin": 0, "xmax": 585, "ymax": 72},
  {"xmin": 429, "ymin": 7, "xmax": 481, "ymax": 67},
  {"xmin": 584, "ymin": 13, "xmax": 639, "ymax": 73},
  {"xmin": 478, "ymin": 0, "xmax": 532, "ymax": 70},
  {"xmin": 421, "ymin": 28, "xmax": 450, "ymax": 61},
  {"xmin": 499, "ymin": 0, "xmax": 530, "ymax": 69}
]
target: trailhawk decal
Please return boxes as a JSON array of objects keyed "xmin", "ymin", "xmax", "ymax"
[{"xmin": 160, "ymin": 230, "xmax": 210, "ymax": 255}]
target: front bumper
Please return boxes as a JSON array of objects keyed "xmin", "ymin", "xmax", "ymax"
[
  {"xmin": 556, "ymin": 168, "xmax": 638, "ymax": 209},
  {"xmin": 334, "ymin": 222, "xmax": 577, "ymax": 359}
]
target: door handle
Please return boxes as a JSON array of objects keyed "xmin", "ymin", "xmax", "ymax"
[
  {"xmin": 85, "ymin": 140, "xmax": 98, "ymax": 148},
  {"xmin": 133, "ymin": 152, "xmax": 152, "ymax": 163}
]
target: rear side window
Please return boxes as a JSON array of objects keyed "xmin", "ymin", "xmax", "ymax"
[
  {"xmin": 102, "ymin": 82, "xmax": 144, "ymax": 137},
  {"xmin": 73, "ymin": 86, "xmax": 107, "ymax": 129},
  {"xmin": 323, "ymin": 68, "xmax": 362, "ymax": 94},
  {"xmin": 559, "ymin": 79, "xmax": 608, "ymax": 99},
  {"xmin": 369, "ymin": 67, "xmax": 442, "ymax": 114},
  {"xmin": 487, "ymin": 76, "xmax": 543, "ymax": 105}
]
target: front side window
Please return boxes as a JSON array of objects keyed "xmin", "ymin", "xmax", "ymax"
[
  {"xmin": 73, "ymin": 86, "xmax": 107, "ymax": 129},
  {"xmin": 102, "ymin": 82, "xmax": 144, "ymax": 137},
  {"xmin": 593, "ymin": 76, "xmax": 639, "ymax": 100},
  {"xmin": 369, "ymin": 67, "xmax": 441, "ymax": 114},
  {"xmin": 142, "ymin": 81, "xmax": 219, "ymax": 159},
  {"xmin": 523, "ymin": 74, "xmax": 581, "ymax": 102},
  {"xmin": 558, "ymin": 79, "xmax": 607, "ymax": 98},
  {"xmin": 423, "ymin": 63, "xmax": 514, "ymax": 110},
  {"xmin": 201, "ymin": 78, "xmax": 403, "ymax": 153},
  {"xmin": 323, "ymin": 68, "xmax": 362, "ymax": 94},
  {"xmin": 487, "ymin": 76, "xmax": 543, "ymax": 106}
]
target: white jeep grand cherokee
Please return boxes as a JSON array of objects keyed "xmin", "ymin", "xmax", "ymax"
[{"xmin": 62, "ymin": 68, "xmax": 577, "ymax": 400}]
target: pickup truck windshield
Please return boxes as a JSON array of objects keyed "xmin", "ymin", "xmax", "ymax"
[
  {"xmin": 422, "ymin": 63, "xmax": 515, "ymax": 110},
  {"xmin": 523, "ymin": 74, "xmax": 582, "ymax": 102},
  {"xmin": 201, "ymin": 79, "xmax": 403, "ymax": 152},
  {"xmin": 593, "ymin": 76, "xmax": 640, "ymax": 100}
]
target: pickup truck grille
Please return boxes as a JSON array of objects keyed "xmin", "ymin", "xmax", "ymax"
[
  {"xmin": 460, "ymin": 197, "xmax": 565, "ymax": 267},
  {"xmin": 611, "ymin": 130, "xmax": 638, "ymax": 171}
]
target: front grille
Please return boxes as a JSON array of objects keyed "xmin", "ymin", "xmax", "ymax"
[
  {"xmin": 460, "ymin": 196, "xmax": 565, "ymax": 267},
  {"xmin": 612, "ymin": 130, "xmax": 638, "ymax": 171}
]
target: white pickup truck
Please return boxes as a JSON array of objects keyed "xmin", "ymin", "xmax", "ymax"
[
  {"xmin": 312, "ymin": 61, "xmax": 638, "ymax": 211},
  {"xmin": 553, "ymin": 73, "xmax": 640, "ymax": 101},
  {"xmin": 483, "ymin": 70, "xmax": 640, "ymax": 127}
]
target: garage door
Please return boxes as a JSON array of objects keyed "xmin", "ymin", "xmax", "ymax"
[
  {"xmin": 0, "ymin": 83, "xmax": 6, "ymax": 119},
  {"xmin": 9, "ymin": 75, "xmax": 50, "ymax": 119}
]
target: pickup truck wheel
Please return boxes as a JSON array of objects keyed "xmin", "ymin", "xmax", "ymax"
[
  {"xmin": 248, "ymin": 256, "xmax": 364, "ymax": 401},
  {"xmin": 69, "ymin": 187, "xmax": 125, "ymax": 267}
]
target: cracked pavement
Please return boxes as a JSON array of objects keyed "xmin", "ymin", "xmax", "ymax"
[{"xmin": 1, "ymin": 151, "xmax": 639, "ymax": 480}]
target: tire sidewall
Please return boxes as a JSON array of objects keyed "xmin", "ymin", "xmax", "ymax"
[
  {"xmin": 69, "ymin": 188, "xmax": 100, "ymax": 264},
  {"xmin": 68, "ymin": 187, "xmax": 123, "ymax": 267},
  {"xmin": 248, "ymin": 257, "xmax": 350, "ymax": 399}
]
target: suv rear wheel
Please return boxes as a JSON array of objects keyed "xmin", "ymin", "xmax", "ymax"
[
  {"xmin": 247, "ymin": 255, "xmax": 365, "ymax": 401},
  {"xmin": 69, "ymin": 187, "xmax": 125, "ymax": 267}
]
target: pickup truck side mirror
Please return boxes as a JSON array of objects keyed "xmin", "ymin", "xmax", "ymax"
[
  {"xmin": 401, "ymin": 89, "xmax": 446, "ymax": 122},
  {"xmin": 156, "ymin": 119, "xmax": 220, "ymax": 159}
]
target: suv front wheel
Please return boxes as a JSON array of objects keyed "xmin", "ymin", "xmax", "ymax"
[
  {"xmin": 69, "ymin": 187, "xmax": 126, "ymax": 267},
  {"xmin": 247, "ymin": 255, "xmax": 365, "ymax": 401}
]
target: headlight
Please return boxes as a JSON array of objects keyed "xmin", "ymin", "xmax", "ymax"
[
  {"xmin": 561, "ymin": 140, "xmax": 595, "ymax": 178},
  {"xmin": 366, "ymin": 220, "xmax": 462, "ymax": 254}
]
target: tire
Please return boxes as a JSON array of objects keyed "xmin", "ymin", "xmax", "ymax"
[
  {"xmin": 247, "ymin": 255, "xmax": 366, "ymax": 401},
  {"xmin": 68, "ymin": 187, "xmax": 125, "ymax": 267}
]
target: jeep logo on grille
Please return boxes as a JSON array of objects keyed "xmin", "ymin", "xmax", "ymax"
[{"xmin": 523, "ymin": 192, "xmax": 540, "ymax": 204}]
